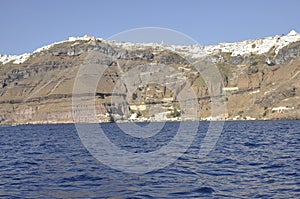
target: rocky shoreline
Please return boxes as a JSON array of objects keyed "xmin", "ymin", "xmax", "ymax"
[{"xmin": 2, "ymin": 117, "xmax": 299, "ymax": 127}]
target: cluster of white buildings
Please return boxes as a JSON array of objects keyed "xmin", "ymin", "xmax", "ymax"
[
  {"xmin": 115, "ymin": 30, "xmax": 300, "ymax": 59},
  {"xmin": 1, "ymin": 30, "xmax": 300, "ymax": 65}
]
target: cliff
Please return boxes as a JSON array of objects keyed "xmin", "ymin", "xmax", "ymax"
[{"xmin": 0, "ymin": 32, "xmax": 299, "ymax": 125}]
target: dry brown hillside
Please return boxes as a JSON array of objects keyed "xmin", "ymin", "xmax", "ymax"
[{"xmin": 0, "ymin": 36, "xmax": 299, "ymax": 125}]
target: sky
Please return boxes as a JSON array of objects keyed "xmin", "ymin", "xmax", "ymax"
[{"xmin": 1, "ymin": 0, "xmax": 300, "ymax": 55}]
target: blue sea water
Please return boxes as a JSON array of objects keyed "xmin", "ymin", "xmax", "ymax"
[{"xmin": 0, "ymin": 121, "xmax": 299, "ymax": 198}]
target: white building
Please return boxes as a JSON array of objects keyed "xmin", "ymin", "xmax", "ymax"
[{"xmin": 272, "ymin": 106, "xmax": 294, "ymax": 113}]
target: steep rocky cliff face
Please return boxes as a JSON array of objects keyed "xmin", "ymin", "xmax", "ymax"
[{"xmin": 0, "ymin": 33, "xmax": 299, "ymax": 125}]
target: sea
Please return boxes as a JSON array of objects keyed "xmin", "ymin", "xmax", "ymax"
[{"xmin": 0, "ymin": 121, "xmax": 299, "ymax": 198}]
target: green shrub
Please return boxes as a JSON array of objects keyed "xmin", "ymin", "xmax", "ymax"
[{"xmin": 170, "ymin": 108, "xmax": 181, "ymax": 117}]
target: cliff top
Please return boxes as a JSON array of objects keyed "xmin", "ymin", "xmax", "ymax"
[{"xmin": 1, "ymin": 30, "xmax": 299, "ymax": 65}]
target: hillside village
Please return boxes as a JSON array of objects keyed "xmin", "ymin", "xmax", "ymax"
[{"xmin": 0, "ymin": 31, "xmax": 299, "ymax": 125}]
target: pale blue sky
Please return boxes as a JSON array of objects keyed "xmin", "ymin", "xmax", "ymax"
[{"xmin": 1, "ymin": 0, "xmax": 300, "ymax": 55}]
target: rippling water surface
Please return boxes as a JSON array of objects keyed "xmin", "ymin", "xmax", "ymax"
[{"xmin": 0, "ymin": 121, "xmax": 299, "ymax": 198}]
